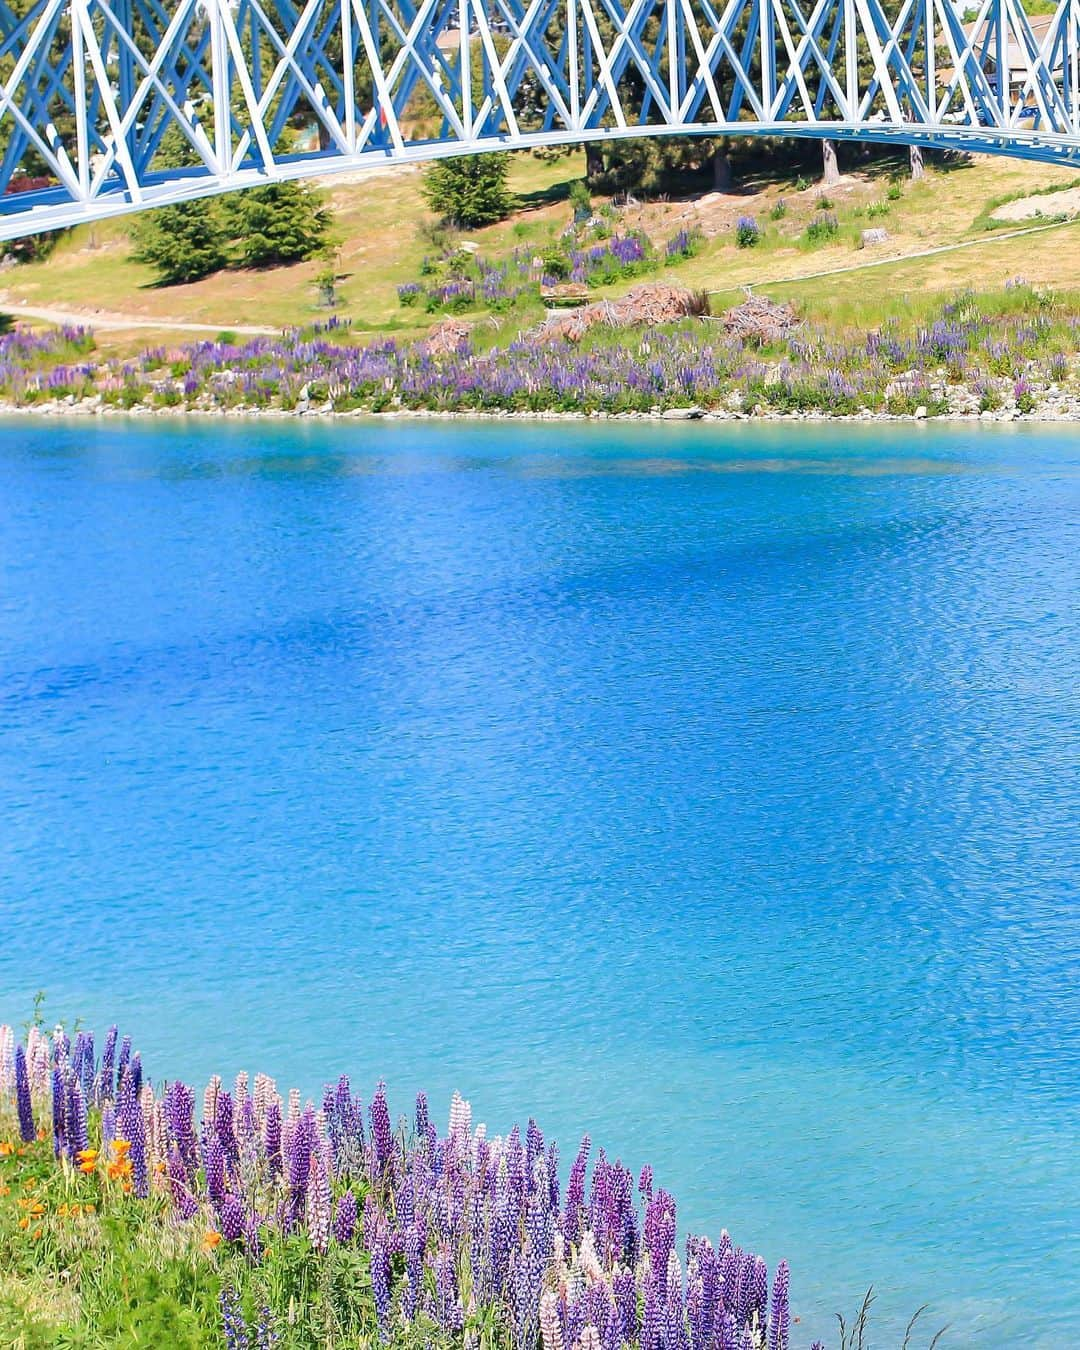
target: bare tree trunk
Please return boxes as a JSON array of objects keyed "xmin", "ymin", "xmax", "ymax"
[
  {"xmin": 585, "ymin": 143, "xmax": 604, "ymax": 184},
  {"xmin": 821, "ymin": 139, "xmax": 840, "ymax": 186},
  {"xmin": 909, "ymin": 143, "xmax": 924, "ymax": 180},
  {"xmin": 712, "ymin": 140, "xmax": 733, "ymax": 191}
]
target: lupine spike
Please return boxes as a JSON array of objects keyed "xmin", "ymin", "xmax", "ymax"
[{"xmin": 15, "ymin": 1044, "xmax": 35, "ymax": 1142}]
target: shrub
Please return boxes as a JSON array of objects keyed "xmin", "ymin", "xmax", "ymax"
[
  {"xmin": 805, "ymin": 212, "xmax": 839, "ymax": 244},
  {"xmin": 539, "ymin": 246, "xmax": 571, "ymax": 280},
  {"xmin": 568, "ymin": 178, "xmax": 592, "ymax": 221},
  {"xmin": 397, "ymin": 282, "xmax": 423, "ymax": 307},
  {"xmin": 1014, "ymin": 378, "xmax": 1036, "ymax": 413},
  {"xmin": 422, "ymin": 153, "xmax": 512, "ymax": 228},
  {"xmin": 130, "ymin": 200, "xmax": 229, "ymax": 285},
  {"xmin": 816, "ymin": 194, "xmax": 834, "ymax": 209},
  {"xmin": 735, "ymin": 215, "xmax": 760, "ymax": 248},
  {"xmin": 770, "ymin": 198, "xmax": 787, "ymax": 220},
  {"xmin": 867, "ymin": 200, "xmax": 890, "ymax": 219},
  {"xmin": 795, "ymin": 175, "xmax": 810, "ymax": 191},
  {"xmin": 225, "ymin": 182, "xmax": 333, "ymax": 269},
  {"xmin": 887, "ymin": 178, "xmax": 903, "ymax": 201},
  {"xmin": 976, "ymin": 378, "xmax": 1002, "ymax": 411}
]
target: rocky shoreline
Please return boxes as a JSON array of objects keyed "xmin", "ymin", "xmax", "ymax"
[{"xmin": 2, "ymin": 395, "xmax": 1079, "ymax": 424}]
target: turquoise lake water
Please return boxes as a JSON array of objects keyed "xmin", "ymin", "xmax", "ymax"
[{"xmin": 1, "ymin": 417, "xmax": 1077, "ymax": 1346}]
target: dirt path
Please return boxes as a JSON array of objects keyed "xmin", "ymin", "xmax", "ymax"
[
  {"xmin": 708, "ymin": 216, "xmax": 1079, "ymax": 294},
  {"xmin": 0, "ymin": 296, "xmax": 279, "ymax": 335}
]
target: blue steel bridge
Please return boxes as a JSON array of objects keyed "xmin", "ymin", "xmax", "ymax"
[{"xmin": 0, "ymin": 0, "xmax": 1078, "ymax": 238}]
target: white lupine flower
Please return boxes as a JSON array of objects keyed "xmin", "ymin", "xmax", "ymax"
[
  {"xmin": 578, "ymin": 1230, "xmax": 604, "ymax": 1284},
  {"xmin": 252, "ymin": 1073, "xmax": 277, "ymax": 1128},
  {"xmin": 0, "ymin": 1025, "xmax": 14, "ymax": 1093},
  {"xmin": 233, "ymin": 1071, "xmax": 249, "ymax": 1106},
  {"xmin": 28, "ymin": 1028, "xmax": 50, "ymax": 1094},
  {"xmin": 579, "ymin": 1328, "xmax": 601, "ymax": 1350},
  {"xmin": 288, "ymin": 1087, "xmax": 301, "ymax": 1123},
  {"xmin": 203, "ymin": 1075, "xmax": 220, "ymax": 1129},
  {"xmin": 448, "ymin": 1090, "xmax": 471, "ymax": 1139},
  {"xmin": 539, "ymin": 1291, "xmax": 563, "ymax": 1350}
]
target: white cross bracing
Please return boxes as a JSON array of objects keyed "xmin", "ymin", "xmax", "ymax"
[{"xmin": 0, "ymin": 0, "xmax": 1078, "ymax": 237}]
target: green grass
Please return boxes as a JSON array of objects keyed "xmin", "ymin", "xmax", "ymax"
[{"xmin": 3, "ymin": 147, "xmax": 1080, "ymax": 357}]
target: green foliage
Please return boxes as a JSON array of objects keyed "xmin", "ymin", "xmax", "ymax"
[
  {"xmin": 867, "ymin": 200, "xmax": 890, "ymax": 219},
  {"xmin": 795, "ymin": 175, "xmax": 811, "ymax": 191},
  {"xmin": 735, "ymin": 217, "xmax": 761, "ymax": 248},
  {"xmin": 769, "ymin": 198, "xmax": 787, "ymax": 220},
  {"xmin": 224, "ymin": 182, "xmax": 333, "ymax": 269},
  {"xmin": 887, "ymin": 178, "xmax": 904, "ymax": 201},
  {"xmin": 568, "ymin": 178, "xmax": 592, "ymax": 220},
  {"xmin": 540, "ymin": 245, "xmax": 571, "ymax": 280},
  {"xmin": 805, "ymin": 212, "xmax": 840, "ymax": 244},
  {"xmin": 422, "ymin": 153, "xmax": 512, "ymax": 228},
  {"xmin": 0, "ymin": 312, "xmax": 13, "ymax": 336},
  {"xmin": 130, "ymin": 200, "xmax": 230, "ymax": 286},
  {"xmin": 130, "ymin": 182, "xmax": 334, "ymax": 285}
]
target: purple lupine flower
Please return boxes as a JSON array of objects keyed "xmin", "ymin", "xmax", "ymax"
[
  {"xmin": 433, "ymin": 1241, "xmax": 463, "ymax": 1332},
  {"xmin": 264, "ymin": 1100, "xmax": 282, "ymax": 1177},
  {"xmin": 51, "ymin": 1067, "xmax": 66, "ymax": 1158},
  {"xmin": 403, "ymin": 1216, "xmax": 425, "ymax": 1317},
  {"xmin": 333, "ymin": 1189, "xmax": 357, "ymax": 1244},
  {"xmin": 15, "ymin": 1044, "xmax": 34, "ymax": 1142},
  {"xmin": 52, "ymin": 1027, "xmax": 70, "ymax": 1069},
  {"xmin": 167, "ymin": 1143, "xmax": 198, "ymax": 1219},
  {"xmin": 68, "ymin": 1078, "xmax": 89, "ymax": 1158},
  {"xmin": 129, "ymin": 1051, "xmax": 143, "ymax": 1100},
  {"xmin": 78, "ymin": 1031, "xmax": 94, "ymax": 1108},
  {"xmin": 370, "ymin": 1234, "xmax": 392, "ymax": 1338},
  {"xmin": 204, "ymin": 1132, "xmax": 226, "ymax": 1205},
  {"xmin": 768, "ymin": 1260, "xmax": 790, "ymax": 1350},
  {"xmin": 369, "ymin": 1083, "xmax": 393, "ymax": 1174},
  {"xmin": 284, "ymin": 1106, "xmax": 315, "ymax": 1227},
  {"xmin": 415, "ymin": 1091, "xmax": 429, "ymax": 1141},
  {"xmin": 117, "ymin": 1066, "xmax": 148, "ymax": 1197},
  {"xmin": 214, "ymin": 1090, "xmax": 239, "ymax": 1172},
  {"xmin": 164, "ymin": 1080, "xmax": 198, "ymax": 1176},
  {"xmin": 116, "ymin": 1035, "xmax": 131, "ymax": 1087},
  {"xmin": 97, "ymin": 1026, "xmax": 118, "ymax": 1105},
  {"xmin": 221, "ymin": 1193, "xmax": 245, "ymax": 1242},
  {"xmin": 563, "ymin": 1135, "xmax": 590, "ymax": 1244}
]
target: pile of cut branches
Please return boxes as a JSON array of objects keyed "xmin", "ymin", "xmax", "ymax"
[{"xmin": 531, "ymin": 282, "xmax": 708, "ymax": 343}]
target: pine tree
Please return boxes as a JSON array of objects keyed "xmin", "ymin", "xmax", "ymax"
[
  {"xmin": 226, "ymin": 182, "xmax": 333, "ymax": 269},
  {"xmin": 422, "ymin": 154, "xmax": 512, "ymax": 229},
  {"xmin": 130, "ymin": 199, "xmax": 229, "ymax": 286}
]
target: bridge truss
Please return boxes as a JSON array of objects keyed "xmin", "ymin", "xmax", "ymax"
[{"xmin": 0, "ymin": 0, "xmax": 1078, "ymax": 238}]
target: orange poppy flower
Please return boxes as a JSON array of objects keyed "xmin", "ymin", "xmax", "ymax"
[
  {"xmin": 0, "ymin": 1142, "xmax": 13, "ymax": 1157},
  {"xmin": 36, "ymin": 1128, "xmax": 47, "ymax": 1142},
  {"xmin": 111, "ymin": 1139, "xmax": 131, "ymax": 1156},
  {"xmin": 202, "ymin": 1230, "xmax": 222, "ymax": 1251},
  {"xmin": 17, "ymin": 1216, "xmax": 28, "ymax": 1230},
  {"xmin": 31, "ymin": 1227, "xmax": 42, "ymax": 1240},
  {"xmin": 28, "ymin": 1202, "xmax": 45, "ymax": 1217}
]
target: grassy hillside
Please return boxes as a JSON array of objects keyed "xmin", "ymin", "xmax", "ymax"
[{"xmin": 1, "ymin": 146, "xmax": 1079, "ymax": 355}]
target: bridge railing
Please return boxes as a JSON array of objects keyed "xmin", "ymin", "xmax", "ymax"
[{"xmin": 0, "ymin": 0, "xmax": 1078, "ymax": 237}]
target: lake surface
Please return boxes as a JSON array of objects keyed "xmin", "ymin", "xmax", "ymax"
[{"xmin": 1, "ymin": 417, "xmax": 1077, "ymax": 1346}]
